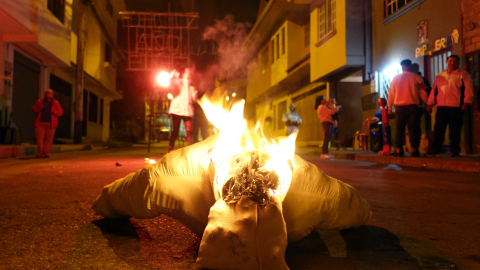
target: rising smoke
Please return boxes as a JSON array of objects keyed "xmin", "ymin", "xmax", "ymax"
[{"xmin": 193, "ymin": 15, "xmax": 255, "ymax": 93}]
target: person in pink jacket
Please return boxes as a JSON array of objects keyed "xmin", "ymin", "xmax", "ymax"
[
  {"xmin": 426, "ymin": 55, "xmax": 474, "ymax": 157},
  {"xmin": 32, "ymin": 89, "xmax": 63, "ymax": 158},
  {"xmin": 317, "ymin": 98, "xmax": 342, "ymax": 159}
]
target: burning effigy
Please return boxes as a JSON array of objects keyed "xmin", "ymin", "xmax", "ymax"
[{"xmin": 92, "ymin": 96, "xmax": 371, "ymax": 269}]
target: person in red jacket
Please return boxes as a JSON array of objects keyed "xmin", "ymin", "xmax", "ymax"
[{"xmin": 32, "ymin": 89, "xmax": 63, "ymax": 158}]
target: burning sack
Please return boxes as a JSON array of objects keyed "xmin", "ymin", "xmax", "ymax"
[
  {"xmin": 92, "ymin": 135, "xmax": 218, "ymax": 237},
  {"xmin": 92, "ymin": 136, "xmax": 371, "ymax": 241},
  {"xmin": 92, "ymin": 98, "xmax": 371, "ymax": 251},
  {"xmin": 197, "ymin": 147, "xmax": 290, "ymax": 269},
  {"xmin": 196, "ymin": 196, "xmax": 288, "ymax": 270}
]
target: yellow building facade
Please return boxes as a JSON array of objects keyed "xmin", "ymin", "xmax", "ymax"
[
  {"xmin": 246, "ymin": 0, "xmax": 370, "ymax": 147},
  {"xmin": 0, "ymin": 0, "xmax": 125, "ymax": 144}
]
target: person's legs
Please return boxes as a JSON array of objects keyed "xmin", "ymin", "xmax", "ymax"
[
  {"xmin": 407, "ymin": 106, "xmax": 421, "ymax": 152},
  {"xmin": 448, "ymin": 107, "xmax": 463, "ymax": 156},
  {"xmin": 183, "ymin": 116, "xmax": 193, "ymax": 146},
  {"xmin": 35, "ymin": 124, "xmax": 46, "ymax": 157},
  {"xmin": 322, "ymin": 122, "xmax": 332, "ymax": 154},
  {"xmin": 394, "ymin": 106, "xmax": 407, "ymax": 153},
  {"xmin": 169, "ymin": 114, "xmax": 181, "ymax": 152},
  {"xmin": 44, "ymin": 125, "xmax": 56, "ymax": 157},
  {"xmin": 428, "ymin": 107, "xmax": 448, "ymax": 154}
]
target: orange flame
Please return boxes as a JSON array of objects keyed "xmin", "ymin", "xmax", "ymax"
[{"xmin": 199, "ymin": 95, "xmax": 296, "ymax": 203}]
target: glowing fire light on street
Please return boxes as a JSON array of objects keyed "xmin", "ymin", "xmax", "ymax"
[{"xmin": 144, "ymin": 158, "xmax": 156, "ymax": 164}]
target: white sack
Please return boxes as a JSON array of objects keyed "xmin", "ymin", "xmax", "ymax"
[
  {"xmin": 196, "ymin": 196, "xmax": 289, "ymax": 270},
  {"xmin": 92, "ymin": 134, "xmax": 371, "ymax": 240}
]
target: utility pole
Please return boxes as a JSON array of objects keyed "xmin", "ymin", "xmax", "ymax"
[{"xmin": 74, "ymin": 0, "xmax": 86, "ymax": 144}]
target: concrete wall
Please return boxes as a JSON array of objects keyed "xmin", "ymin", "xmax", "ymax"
[
  {"xmin": 337, "ymin": 81, "xmax": 364, "ymax": 145},
  {"xmin": 246, "ymin": 44, "xmax": 272, "ymax": 103},
  {"xmin": 254, "ymin": 82, "xmax": 327, "ymax": 146},
  {"xmin": 371, "ymin": 0, "xmax": 462, "ymax": 75},
  {"xmin": 0, "ymin": 0, "xmax": 73, "ymax": 66},
  {"xmin": 462, "ymin": 0, "xmax": 480, "ymax": 54}
]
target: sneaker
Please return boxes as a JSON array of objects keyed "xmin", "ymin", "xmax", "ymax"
[
  {"xmin": 328, "ymin": 154, "xmax": 335, "ymax": 159},
  {"xmin": 424, "ymin": 152, "xmax": 439, "ymax": 157},
  {"xmin": 450, "ymin": 153, "xmax": 459, "ymax": 158},
  {"xmin": 321, "ymin": 154, "xmax": 331, "ymax": 159}
]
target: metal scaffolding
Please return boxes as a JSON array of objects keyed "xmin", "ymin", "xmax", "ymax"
[{"xmin": 119, "ymin": 10, "xmax": 199, "ymax": 71}]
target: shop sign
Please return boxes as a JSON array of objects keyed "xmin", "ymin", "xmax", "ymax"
[{"xmin": 415, "ymin": 29, "xmax": 459, "ymax": 58}]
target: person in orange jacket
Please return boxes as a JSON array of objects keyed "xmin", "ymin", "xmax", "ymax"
[{"xmin": 32, "ymin": 89, "xmax": 63, "ymax": 158}]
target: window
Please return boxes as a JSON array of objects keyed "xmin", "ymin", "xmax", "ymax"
[
  {"xmin": 106, "ymin": 0, "xmax": 113, "ymax": 17},
  {"xmin": 304, "ymin": 21, "xmax": 310, "ymax": 48},
  {"xmin": 277, "ymin": 101, "xmax": 286, "ymax": 130},
  {"xmin": 317, "ymin": 0, "xmax": 336, "ymax": 42},
  {"xmin": 281, "ymin": 27, "xmax": 285, "ymax": 55},
  {"xmin": 105, "ymin": 43, "xmax": 112, "ymax": 64},
  {"xmin": 89, "ymin": 92, "xmax": 98, "ymax": 123},
  {"xmin": 385, "ymin": 0, "xmax": 415, "ymax": 17},
  {"xmin": 427, "ymin": 50, "xmax": 452, "ymax": 85},
  {"xmin": 100, "ymin": 99, "xmax": 104, "ymax": 125},
  {"xmin": 276, "ymin": 34, "xmax": 280, "ymax": 59},
  {"xmin": 83, "ymin": 90, "xmax": 88, "ymax": 136},
  {"xmin": 271, "ymin": 40, "xmax": 275, "ymax": 63},
  {"xmin": 261, "ymin": 47, "xmax": 269, "ymax": 73},
  {"xmin": 47, "ymin": 0, "xmax": 65, "ymax": 23}
]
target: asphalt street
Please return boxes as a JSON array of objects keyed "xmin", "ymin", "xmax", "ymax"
[{"xmin": 0, "ymin": 145, "xmax": 478, "ymax": 269}]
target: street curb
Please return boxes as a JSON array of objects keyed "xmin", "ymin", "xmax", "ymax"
[
  {"xmin": 327, "ymin": 151, "xmax": 480, "ymax": 173},
  {"xmin": 0, "ymin": 144, "xmax": 90, "ymax": 159}
]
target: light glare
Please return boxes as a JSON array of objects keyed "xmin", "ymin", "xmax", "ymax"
[{"xmin": 156, "ymin": 71, "xmax": 172, "ymax": 87}]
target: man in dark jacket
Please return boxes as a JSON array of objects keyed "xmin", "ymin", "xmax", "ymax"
[{"xmin": 32, "ymin": 89, "xmax": 63, "ymax": 158}]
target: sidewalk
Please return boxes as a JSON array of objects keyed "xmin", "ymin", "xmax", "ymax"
[
  {"xmin": 2, "ymin": 141, "xmax": 479, "ymax": 174},
  {"xmin": 0, "ymin": 144, "xmax": 94, "ymax": 159},
  {"xmin": 295, "ymin": 146, "xmax": 480, "ymax": 174}
]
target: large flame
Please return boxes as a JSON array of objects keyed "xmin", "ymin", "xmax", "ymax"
[{"xmin": 199, "ymin": 95, "xmax": 296, "ymax": 204}]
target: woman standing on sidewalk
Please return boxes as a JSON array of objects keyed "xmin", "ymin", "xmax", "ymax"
[{"xmin": 317, "ymin": 98, "xmax": 341, "ymax": 159}]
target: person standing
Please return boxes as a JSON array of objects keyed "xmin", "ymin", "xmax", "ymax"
[
  {"xmin": 168, "ymin": 68, "xmax": 197, "ymax": 153},
  {"xmin": 32, "ymin": 89, "xmax": 63, "ymax": 158},
  {"xmin": 426, "ymin": 55, "xmax": 474, "ymax": 157},
  {"xmin": 317, "ymin": 98, "xmax": 341, "ymax": 159},
  {"xmin": 283, "ymin": 103, "xmax": 302, "ymax": 135},
  {"xmin": 387, "ymin": 59, "xmax": 428, "ymax": 157}
]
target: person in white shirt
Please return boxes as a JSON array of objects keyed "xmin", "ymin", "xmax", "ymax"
[
  {"xmin": 168, "ymin": 68, "xmax": 197, "ymax": 153},
  {"xmin": 317, "ymin": 98, "xmax": 341, "ymax": 159},
  {"xmin": 426, "ymin": 55, "xmax": 474, "ymax": 157},
  {"xmin": 387, "ymin": 59, "xmax": 428, "ymax": 157},
  {"xmin": 283, "ymin": 104, "xmax": 302, "ymax": 135}
]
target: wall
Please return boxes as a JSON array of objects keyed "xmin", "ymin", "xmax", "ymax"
[
  {"xmin": 246, "ymin": 44, "xmax": 272, "ymax": 103},
  {"xmin": 337, "ymin": 81, "xmax": 364, "ymax": 145},
  {"xmin": 462, "ymin": 0, "xmax": 480, "ymax": 54},
  {"xmin": 310, "ymin": 0, "xmax": 347, "ymax": 82},
  {"xmin": 0, "ymin": 0, "xmax": 73, "ymax": 66},
  {"xmin": 372, "ymin": 0, "xmax": 461, "ymax": 75}
]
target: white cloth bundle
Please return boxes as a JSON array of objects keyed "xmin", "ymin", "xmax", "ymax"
[{"xmin": 92, "ymin": 134, "xmax": 371, "ymax": 241}]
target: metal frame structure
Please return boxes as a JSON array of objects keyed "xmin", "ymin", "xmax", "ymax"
[{"xmin": 119, "ymin": 10, "xmax": 199, "ymax": 71}]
